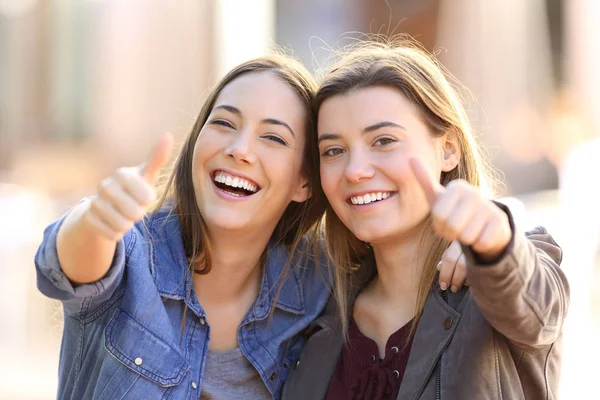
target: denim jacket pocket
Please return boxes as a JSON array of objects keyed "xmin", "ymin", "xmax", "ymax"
[{"xmin": 97, "ymin": 308, "xmax": 190, "ymax": 399}]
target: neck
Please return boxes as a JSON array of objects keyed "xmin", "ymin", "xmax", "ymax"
[
  {"xmin": 369, "ymin": 228, "xmax": 434, "ymax": 305},
  {"xmin": 194, "ymin": 227, "xmax": 272, "ymax": 303}
]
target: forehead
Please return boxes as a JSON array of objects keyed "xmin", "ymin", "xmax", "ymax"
[
  {"xmin": 214, "ymin": 71, "xmax": 306, "ymax": 123},
  {"xmin": 318, "ymin": 86, "xmax": 421, "ymax": 130}
]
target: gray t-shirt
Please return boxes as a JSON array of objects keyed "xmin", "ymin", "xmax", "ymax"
[{"xmin": 200, "ymin": 347, "xmax": 272, "ymax": 400}]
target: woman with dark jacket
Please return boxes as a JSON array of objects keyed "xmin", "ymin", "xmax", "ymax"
[{"xmin": 283, "ymin": 41, "xmax": 568, "ymax": 400}]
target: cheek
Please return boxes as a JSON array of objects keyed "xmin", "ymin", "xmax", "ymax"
[
  {"xmin": 194, "ymin": 129, "xmax": 216, "ymax": 156},
  {"xmin": 191, "ymin": 132, "xmax": 219, "ymax": 182},
  {"xmin": 378, "ymin": 153, "xmax": 412, "ymax": 185},
  {"xmin": 268, "ymin": 148, "xmax": 304, "ymax": 186},
  {"xmin": 290, "ymin": 145, "xmax": 306, "ymax": 175},
  {"xmin": 191, "ymin": 144, "xmax": 206, "ymax": 183},
  {"xmin": 193, "ymin": 129, "xmax": 226, "ymax": 167},
  {"xmin": 319, "ymin": 163, "xmax": 339, "ymax": 199}
]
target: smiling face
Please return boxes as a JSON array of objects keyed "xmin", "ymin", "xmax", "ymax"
[
  {"xmin": 318, "ymin": 85, "xmax": 458, "ymax": 246},
  {"xmin": 192, "ymin": 71, "xmax": 310, "ymax": 237}
]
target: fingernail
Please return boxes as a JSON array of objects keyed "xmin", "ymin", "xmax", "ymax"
[
  {"xmin": 440, "ymin": 282, "xmax": 448, "ymax": 291},
  {"xmin": 451, "ymin": 285, "xmax": 458, "ymax": 293}
]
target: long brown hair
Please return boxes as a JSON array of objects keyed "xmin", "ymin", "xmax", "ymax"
[
  {"xmin": 314, "ymin": 39, "xmax": 495, "ymax": 335},
  {"xmin": 152, "ymin": 55, "xmax": 327, "ymax": 317}
]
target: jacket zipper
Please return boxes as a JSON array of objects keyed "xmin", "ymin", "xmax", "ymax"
[{"xmin": 435, "ymin": 289, "xmax": 448, "ymax": 400}]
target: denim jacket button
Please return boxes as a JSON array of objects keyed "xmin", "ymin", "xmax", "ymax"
[
  {"xmin": 199, "ymin": 317, "xmax": 206, "ymax": 325},
  {"xmin": 134, "ymin": 357, "xmax": 143, "ymax": 366},
  {"xmin": 269, "ymin": 372, "xmax": 278, "ymax": 380},
  {"xmin": 191, "ymin": 381, "xmax": 198, "ymax": 389}
]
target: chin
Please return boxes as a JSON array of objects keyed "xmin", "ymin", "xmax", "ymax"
[
  {"xmin": 348, "ymin": 224, "xmax": 388, "ymax": 244},
  {"xmin": 201, "ymin": 211, "xmax": 251, "ymax": 233}
]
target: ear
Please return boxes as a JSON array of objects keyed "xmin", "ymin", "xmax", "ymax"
[
  {"xmin": 291, "ymin": 178, "xmax": 311, "ymax": 203},
  {"xmin": 439, "ymin": 131, "xmax": 461, "ymax": 173}
]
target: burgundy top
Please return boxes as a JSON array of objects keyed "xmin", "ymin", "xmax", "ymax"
[{"xmin": 325, "ymin": 318, "xmax": 414, "ymax": 400}]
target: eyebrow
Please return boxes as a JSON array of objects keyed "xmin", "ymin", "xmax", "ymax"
[
  {"xmin": 213, "ymin": 104, "xmax": 242, "ymax": 117},
  {"xmin": 318, "ymin": 121, "xmax": 406, "ymax": 144},
  {"xmin": 262, "ymin": 118, "xmax": 295, "ymax": 138},
  {"xmin": 363, "ymin": 121, "xmax": 406, "ymax": 133},
  {"xmin": 213, "ymin": 104, "xmax": 295, "ymax": 138}
]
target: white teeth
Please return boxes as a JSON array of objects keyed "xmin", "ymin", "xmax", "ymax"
[
  {"xmin": 350, "ymin": 192, "xmax": 392, "ymax": 205},
  {"xmin": 214, "ymin": 171, "xmax": 258, "ymax": 193}
]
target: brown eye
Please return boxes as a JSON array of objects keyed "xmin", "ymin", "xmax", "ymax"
[
  {"xmin": 322, "ymin": 148, "xmax": 345, "ymax": 157},
  {"xmin": 374, "ymin": 137, "xmax": 396, "ymax": 146}
]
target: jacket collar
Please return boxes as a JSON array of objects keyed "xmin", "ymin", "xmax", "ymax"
[
  {"xmin": 396, "ymin": 287, "xmax": 462, "ymax": 399},
  {"xmin": 259, "ymin": 242, "xmax": 306, "ymax": 315},
  {"xmin": 346, "ymin": 254, "xmax": 464, "ymax": 399},
  {"xmin": 286, "ymin": 253, "xmax": 468, "ymax": 400},
  {"xmin": 147, "ymin": 208, "xmax": 305, "ymax": 315}
]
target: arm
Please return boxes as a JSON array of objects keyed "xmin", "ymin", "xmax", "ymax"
[
  {"xmin": 56, "ymin": 199, "xmax": 119, "ymax": 284},
  {"xmin": 409, "ymin": 158, "xmax": 569, "ymax": 348},
  {"xmin": 56, "ymin": 134, "xmax": 172, "ymax": 284},
  {"xmin": 464, "ymin": 218, "xmax": 568, "ymax": 348}
]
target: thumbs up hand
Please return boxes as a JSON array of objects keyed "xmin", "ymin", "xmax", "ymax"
[
  {"xmin": 84, "ymin": 133, "xmax": 174, "ymax": 241},
  {"xmin": 409, "ymin": 158, "xmax": 511, "ymax": 263}
]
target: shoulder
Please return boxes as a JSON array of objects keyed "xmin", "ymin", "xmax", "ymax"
[
  {"xmin": 123, "ymin": 202, "xmax": 186, "ymax": 266},
  {"xmin": 523, "ymin": 226, "xmax": 563, "ymax": 265},
  {"xmin": 266, "ymin": 237, "xmax": 332, "ymax": 315},
  {"xmin": 289, "ymin": 233, "xmax": 333, "ymax": 290},
  {"xmin": 268, "ymin": 233, "xmax": 330, "ymax": 277},
  {"xmin": 131, "ymin": 203, "xmax": 183, "ymax": 243}
]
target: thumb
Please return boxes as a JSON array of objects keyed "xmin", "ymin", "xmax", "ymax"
[
  {"xmin": 140, "ymin": 133, "xmax": 174, "ymax": 183},
  {"xmin": 408, "ymin": 157, "xmax": 443, "ymax": 208}
]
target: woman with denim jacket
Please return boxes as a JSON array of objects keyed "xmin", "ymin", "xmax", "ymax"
[
  {"xmin": 282, "ymin": 40, "xmax": 569, "ymax": 400},
  {"xmin": 34, "ymin": 55, "xmax": 336, "ymax": 400}
]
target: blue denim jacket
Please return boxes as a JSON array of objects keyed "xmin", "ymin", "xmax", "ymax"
[{"xmin": 35, "ymin": 206, "xmax": 330, "ymax": 400}]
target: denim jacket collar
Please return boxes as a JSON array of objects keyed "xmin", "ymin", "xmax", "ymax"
[{"xmin": 146, "ymin": 209, "xmax": 305, "ymax": 315}]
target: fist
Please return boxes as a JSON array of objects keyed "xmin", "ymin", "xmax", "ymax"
[
  {"xmin": 84, "ymin": 133, "xmax": 173, "ymax": 241},
  {"xmin": 410, "ymin": 158, "xmax": 512, "ymax": 263}
]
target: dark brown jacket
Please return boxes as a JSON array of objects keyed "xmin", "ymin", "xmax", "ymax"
[{"xmin": 282, "ymin": 224, "xmax": 568, "ymax": 400}]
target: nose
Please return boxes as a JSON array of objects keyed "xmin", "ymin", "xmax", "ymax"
[
  {"xmin": 344, "ymin": 149, "xmax": 375, "ymax": 183},
  {"xmin": 224, "ymin": 130, "xmax": 257, "ymax": 164}
]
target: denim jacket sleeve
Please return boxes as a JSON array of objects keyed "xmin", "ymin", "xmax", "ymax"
[
  {"xmin": 34, "ymin": 210, "xmax": 136, "ymax": 319},
  {"xmin": 463, "ymin": 203, "xmax": 569, "ymax": 349}
]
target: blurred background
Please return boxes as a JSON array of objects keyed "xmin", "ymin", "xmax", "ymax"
[{"xmin": 1, "ymin": 0, "xmax": 598, "ymax": 398}]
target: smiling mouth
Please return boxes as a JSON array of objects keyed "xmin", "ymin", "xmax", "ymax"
[
  {"xmin": 347, "ymin": 191, "xmax": 396, "ymax": 205},
  {"xmin": 212, "ymin": 170, "xmax": 260, "ymax": 197}
]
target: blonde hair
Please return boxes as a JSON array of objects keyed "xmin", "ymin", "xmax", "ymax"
[{"xmin": 314, "ymin": 38, "xmax": 495, "ymax": 335}]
